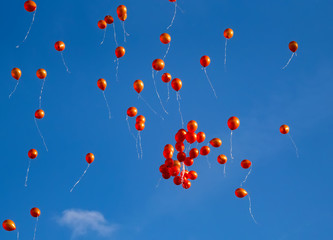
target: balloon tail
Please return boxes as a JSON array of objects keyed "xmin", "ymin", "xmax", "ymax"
[
  {"xmin": 166, "ymin": 83, "xmax": 170, "ymax": 102},
  {"xmin": 102, "ymin": 91, "xmax": 111, "ymax": 119},
  {"xmin": 112, "ymin": 23, "xmax": 118, "ymax": 46},
  {"xmin": 203, "ymin": 67, "xmax": 217, "ymax": 99},
  {"xmin": 288, "ymin": 133, "xmax": 299, "ymax": 158},
  {"xmin": 230, "ymin": 131, "xmax": 234, "ymax": 160},
  {"xmin": 282, "ymin": 53, "xmax": 295, "ymax": 69},
  {"xmin": 34, "ymin": 118, "xmax": 48, "ymax": 152},
  {"xmin": 70, "ymin": 164, "xmax": 90, "ymax": 192},
  {"xmin": 121, "ymin": 21, "xmax": 130, "ymax": 43},
  {"xmin": 176, "ymin": 92, "xmax": 184, "ymax": 128},
  {"xmin": 205, "ymin": 156, "xmax": 212, "ymax": 168},
  {"xmin": 61, "ymin": 52, "xmax": 71, "ymax": 73},
  {"xmin": 17, "ymin": 231, "xmax": 20, "ymax": 240},
  {"xmin": 39, "ymin": 78, "xmax": 46, "ymax": 109},
  {"xmin": 248, "ymin": 194, "xmax": 258, "ymax": 224},
  {"xmin": 224, "ymin": 39, "xmax": 228, "ymax": 66},
  {"xmin": 163, "ymin": 43, "xmax": 171, "ymax": 60},
  {"xmin": 155, "ymin": 177, "xmax": 162, "ymax": 189},
  {"xmin": 16, "ymin": 10, "xmax": 36, "ymax": 48},
  {"xmin": 152, "ymin": 69, "xmax": 168, "ymax": 114},
  {"xmin": 9, "ymin": 81, "xmax": 20, "ymax": 99},
  {"xmin": 33, "ymin": 217, "xmax": 38, "ymax": 240},
  {"xmin": 167, "ymin": 2, "xmax": 177, "ymax": 29},
  {"xmin": 100, "ymin": 28, "xmax": 107, "ymax": 45},
  {"xmin": 223, "ymin": 163, "xmax": 227, "ymax": 177},
  {"xmin": 139, "ymin": 94, "xmax": 164, "ymax": 120},
  {"xmin": 138, "ymin": 131, "xmax": 143, "ymax": 159},
  {"xmin": 115, "ymin": 58, "xmax": 119, "ymax": 82},
  {"xmin": 25, "ymin": 159, "xmax": 32, "ymax": 187},
  {"xmin": 126, "ymin": 116, "xmax": 137, "ymax": 141},
  {"xmin": 241, "ymin": 167, "xmax": 252, "ymax": 187}
]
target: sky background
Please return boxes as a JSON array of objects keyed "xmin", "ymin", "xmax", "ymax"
[{"xmin": 1, "ymin": 0, "xmax": 333, "ymax": 239}]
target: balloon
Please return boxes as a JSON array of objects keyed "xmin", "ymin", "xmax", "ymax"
[
  {"xmin": 86, "ymin": 153, "xmax": 95, "ymax": 164},
  {"xmin": 181, "ymin": 170, "xmax": 189, "ymax": 179},
  {"xmin": 24, "ymin": 1, "xmax": 37, "ymax": 12},
  {"xmin": 152, "ymin": 59, "xmax": 165, "ymax": 71},
  {"xmin": 127, "ymin": 107, "xmax": 138, "ymax": 117},
  {"xmin": 200, "ymin": 146, "xmax": 210, "ymax": 156},
  {"xmin": 104, "ymin": 15, "xmax": 114, "ymax": 24},
  {"xmin": 161, "ymin": 73, "xmax": 172, "ymax": 83},
  {"xmin": 30, "ymin": 207, "xmax": 41, "ymax": 218},
  {"xmin": 28, "ymin": 149, "xmax": 38, "ymax": 159},
  {"xmin": 135, "ymin": 122, "xmax": 145, "ymax": 131},
  {"xmin": 11, "ymin": 68, "xmax": 21, "ymax": 80},
  {"xmin": 136, "ymin": 115, "xmax": 146, "ymax": 123},
  {"xmin": 36, "ymin": 69, "xmax": 47, "ymax": 79},
  {"xmin": 115, "ymin": 46, "xmax": 125, "ymax": 58},
  {"xmin": 169, "ymin": 0, "xmax": 177, "ymax": 2},
  {"xmin": 186, "ymin": 132, "xmax": 197, "ymax": 144},
  {"xmin": 164, "ymin": 144, "xmax": 174, "ymax": 152},
  {"xmin": 289, "ymin": 41, "xmax": 298, "ymax": 53},
  {"xmin": 227, "ymin": 116, "xmax": 240, "ymax": 130},
  {"xmin": 177, "ymin": 152, "xmax": 186, "ymax": 162},
  {"xmin": 162, "ymin": 172, "xmax": 171, "ymax": 179},
  {"xmin": 189, "ymin": 148, "xmax": 199, "ymax": 159},
  {"xmin": 241, "ymin": 159, "xmax": 251, "ymax": 169},
  {"xmin": 97, "ymin": 78, "xmax": 107, "ymax": 91},
  {"xmin": 173, "ymin": 160, "xmax": 181, "ymax": 168},
  {"xmin": 163, "ymin": 149, "xmax": 174, "ymax": 159},
  {"xmin": 175, "ymin": 129, "xmax": 187, "ymax": 142},
  {"xmin": 170, "ymin": 166, "xmax": 180, "ymax": 176},
  {"xmin": 117, "ymin": 5, "xmax": 127, "ymax": 16},
  {"xmin": 184, "ymin": 157, "xmax": 194, "ymax": 166},
  {"xmin": 54, "ymin": 41, "xmax": 65, "ymax": 51},
  {"xmin": 217, "ymin": 154, "xmax": 227, "ymax": 164},
  {"xmin": 188, "ymin": 170, "xmax": 197, "ymax": 180},
  {"xmin": 133, "ymin": 80, "xmax": 144, "ymax": 93},
  {"xmin": 200, "ymin": 55, "xmax": 211, "ymax": 68},
  {"xmin": 118, "ymin": 13, "xmax": 127, "ymax": 21},
  {"xmin": 280, "ymin": 124, "xmax": 289, "ymax": 134},
  {"xmin": 197, "ymin": 132, "xmax": 206, "ymax": 143},
  {"xmin": 235, "ymin": 188, "xmax": 248, "ymax": 198},
  {"xmin": 98, "ymin": 20, "xmax": 107, "ymax": 29},
  {"xmin": 175, "ymin": 142, "xmax": 185, "ymax": 152},
  {"xmin": 210, "ymin": 138, "xmax": 222, "ymax": 148},
  {"xmin": 224, "ymin": 28, "xmax": 234, "ymax": 39},
  {"xmin": 160, "ymin": 33, "xmax": 171, "ymax": 44},
  {"xmin": 182, "ymin": 179, "xmax": 191, "ymax": 189},
  {"xmin": 165, "ymin": 158, "xmax": 174, "ymax": 167},
  {"xmin": 187, "ymin": 120, "xmax": 198, "ymax": 132},
  {"xmin": 171, "ymin": 78, "xmax": 182, "ymax": 91},
  {"xmin": 35, "ymin": 109, "xmax": 45, "ymax": 119},
  {"xmin": 2, "ymin": 220, "xmax": 16, "ymax": 231},
  {"xmin": 173, "ymin": 176, "xmax": 182, "ymax": 185},
  {"xmin": 159, "ymin": 164, "xmax": 168, "ymax": 174}
]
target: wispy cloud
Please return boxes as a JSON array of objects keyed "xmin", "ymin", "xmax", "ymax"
[{"xmin": 57, "ymin": 209, "xmax": 118, "ymax": 238}]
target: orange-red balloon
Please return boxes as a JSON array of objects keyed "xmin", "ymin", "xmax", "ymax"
[
  {"xmin": 160, "ymin": 33, "xmax": 171, "ymax": 44},
  {"xmin": 184, "ymin": 157, "xmax": 194, "ymax": 166},
  {"xmin": 241, "ymin": 159, "xmax": 251, "ymax": 169},
  {"xmin": 86, "ymin": 153, "xmax": 95, "ymax": 164},
  {"xmin": 104, "ymin": 15, "xmax": 114, "ymax": 24},
  {"xmin": 224, "ymin": 28, "xmax": 234, "ymax": 39},
  {"xmin": 136, "ymin": 115, "xmax": 146, "ymax": 123},
  {"xmin": 118, "ymin": 13, "xmax": 127, "ymax": 21},
  {"xmin": 187, "ymin": 120, "xmax": 198, "ymax": 133},
  {"xmin": 280, "ymin": 124, "xmax": 289, "ymax": 134},
  {"xmin": 11, "ymin": 68, "xmax": 21, "ymax": 80},
  {"xmin": 228, "ymin": 116, "xmax": 240, "ymax": 130},
  {"xmin": 115, "ymin": 46, "xmax": 125, "ymax": 58},
  {"xmin": 188, "ymin": 170, "xmax": 197, "ymax": 180},
  {"xmin": 175, "ymin": 142, "xmax": 185, "ymax": 152},
  {"xmin": 152, "ymin": 59, "xmax": 165, "ymax": 71},
  {"xmin": 117, "ymin": 5, "xmax": 127, "ymax": 16},
  {"xmin": 24, "ymin": 1, "xmax": 36, "ymax": 12},
  {"xmin": 97, "ymin": 78, "xmax": 107, "ymax": 91},
  {"xmin": 30, "ymin": 207, "xmax": 41, "ymax": 218},
  {"xmin": 127, "ymin": 107, "xmax": 138, "ymax": 117},
  {"xmin": 171, "ymin": 78, "xmax": 182, "ymax": 91},
  {"xmin": 28, "ymin": 149, "xmax": 38, "ymax": 159},
  {"xmin": 135, "ymin": 122, "xmax": 145, "ymax": 131},
  {"xmin": 35, "ymin": 109, "xmax": 45, "ymax": 119},
  {"xmin": 182, "ymin": 179, "xmax": 191, "ymax": 189},
  {"xmin": 289, "ymin": 41, "xmax": 298, "ymax": 53},
  {"xmin": 54, "ymin": 41, "xmax": 65, "ymax": 51},
  {"xmin": 217, "ymin": 154, "xmax": 227, "ymax": 164},
  {"xmin": 173, "ymin": 160, "xmax": 181, "ymax": 168},
  {"xmin": 200, "ymin": 146, "xmax": 210, "ymax": 156},
  {"xmin": 133, "ymin": 80, "xmax": 144, "ymax": 94},
  {"xmin": 189, "ymin": 148, "xmax": 199, "ymax": 159},
  {"xmin": 175, "ymin": 129, "xmax": 187, "ymax": 142},
  {"xmin": 164, "ymin": 144, "xmax": 174, "ymax": 153},
  {"xmin": 163, "ymin": 149, "xmax": 174, "ymax": 159},
  {"xmin": 210, "ymin": 138, "xmax": 222, "ymax": 148},
  {"xmin": 186, "ymin": 132, "xmax": 197, "ymax": 144},
  {"xmin": 200, "ymin": 55, "xmax": 211, "ymax": 68},
  {"xmin": 169, "ymin": 0, "xmax": 177, "ymax": 2},
  {"xmin": 98, "ymin": 20, "xmax": 107, "ymax": 29},
  {"xmin": 2, "ymin": 220, "xmax": 16, "ymax": 231},
  {"xmin": 36, "ymin": 69, "xmax": 47, "ymax": 79},
  {"xmin": 197, "ymin": 132, "xmax": 206, "ymax": 143},
  {"xmin": 235, "ymin": 188, "xmax": 248, "ymax": 198},
  {"xmin": 161, "ymin": 73, "xmax": 172, "ymax": 83}
]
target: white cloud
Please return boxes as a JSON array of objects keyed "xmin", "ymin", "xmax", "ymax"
[{"xmin": 57, "ymin": 209, "xmax": 118, "ymax": 238}]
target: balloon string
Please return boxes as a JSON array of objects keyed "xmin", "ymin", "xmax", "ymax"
[
  {"xmin": 152, "ymin": 69, "xmax": 168, "ymax": 114},
  {"xmin": 61, "ymin": 52, "xmax": 71, "ymax": 73},
  {"xmin": 203, "ymin": 67, "xmax": 217, "ymax": 99},
  {"xmin": 139, "ymin": 94, "xmax": 164, "ymax": 120},
  {"xmin": 288, "ymin": 133, "xmax": 299, "ymax": 158},
  {"xmin": 223, "ymin": 163, "xmax": 227, "ymax": 177},
  {"xmin": 126, "ymin": 116, "xmax": 137, "ymax": 141},
  {"xmin": 181, "ymin": 162, "xmax": 185, "ymax": 184},
  {"xmin": 224, "ymin": 39, "xmax": 228, "ymax": 66},
  {"xmin": 121, "ymin": 21, "xmax": 130, "ymax": 43},
  {"xmin": 282, "ymin": 53, "xmax": 295, "ymax": 70},
  {"xmin": 34, "ymin": 118, "xmax": 48, "ymax": 152},
  {"xmin": 248, "ymin": 194, "xmax": 258, "ymax": 224},
  {"xmin": 115, "ymin": 58, "xmax": 119, "ymax": 82},
  {"xmin": 176, "ymin": 92, "xmax": 184, "ymax": 128},
  {"xmin": 9, "ymin": 81, "xmax": 20, "ymax": 99},
  {"xmin": 230, "ymin": 131, "xmax": 234, "ymax": 160},
  {"xmin": 16, "ymin": 10, "xmax": 36, "ymax": 48},
  {"xmin": 39, "ymin": 78, "xmax": 46, "ymax": 109},
  {"xmin": 167, "ymin": 2, "xmax": 177, "ymax": 29},
  {"xmin": 166, "ymin": 83, "xmax": 170, "ymax": 102},
  {"xmin": 163, "ymin": 43, "xmax": 171, "ymax": 60},
  {"xmin": 138, "ymin": 132, "xmax": 143, "ymax": 159},
  {"xmin": 155, "ymin": 177, "xmax": 162, "ymax": 189},
  {"xmin": 100, "ymin": 28, "xmax": 107, "ymax": 45},
  {"xmin": 102, "ymin": 91, "xmax": 111, "ymax": 119},
  {"xmin": 113, "ymin": 23, "xmax": 118, "ymax": 46},
  {"xmin": 33, "ymin": 217, "xmax": 38, "ymax": 240},
  {"xmin": 25, "ymin": 159, "xmax": 32, "ymax": 187},
  {"xmin": 241, "ymin": 167, "xmax": 252, "ymax": 187},
  {"xmin": 17, "ymin": 231, "xmax": 20, "ymax": 240},
  {"xmin": 70, "ymin": 164, "xmax": 90, "ymax": 192}
]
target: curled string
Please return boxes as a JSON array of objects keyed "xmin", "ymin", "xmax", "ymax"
[
  {"xmin": 139, "ymin": 94, "xmax": 164, "ymax": 120},
  {"xmin": 9, "ymin": 81, "xmax": 20, "ymax": 99},
  {"xmin": 70, "ymin": 164, "xmax": 90, "ymax": 192},
  {"xmin": 163, "ymin": 43, "xmax": 171, "ymax": 60},
  {"xmin": 16, "ymin": 10, "xmax": 36, "ymax": 48},
  {"xmin": 176, "ymin": 92, "xmax": 184, "ymax": 128},
  {"xmin": 230, "ymin": 131, "xmax": 234, "ymax": 160},
  {"xmin": 113, "ymin": 23, "xmax": 118, "ymax": 46},
  {"xmin": 138, "ymin": 132, "xmax": 143, "ymax": 159},
  {"xmin": 100, "ymin": 28, "xmax": 107, "ymax": 45},
  {"xmin": 288, "ymin": 133, "xmax": 299, "ymax": 158},
  {"xmin": 61, "ymin": 52, "xmax": 71, "ymax": 73},
  {"xmin": 248, "ymin": 194, "xmax": 258, "ymax": 224},
  {"xmin": 102, "ymin": 91, "xmax": 111, "ymax": 119},
  {"xmin": 115, "ymin": 58, "xmax": 119, "ymax": 82},
  {"xmin": 203, "ymin": 67, "xmax": 217, "ymax": 99},
  {"xmin": 241, "ymin": 167, "xmax": 252, "ymax": 187},
  {"xmin": 33, "ymin": 217, "xmax": 38, "ymax": 240},
  {"xmin": 282, "ymin": 53, "xmax": 295, "ymax": 70},
  {"xmin": 121, "ymin": 21, "xmax": 130, "ymax": 42},
  {"xmin": 152, "ymin": 69, "xmax": 168, "ymax": 114},
  {"xmin": 34, "ymin": 118, "xmax": 48, "ymax": 152},
  {"xmin": 39, "ymin": 78, "xmax": 46, "ymax": 109},
  {"xmin": 166, "ymin": 83, "xmax": 170, "ymax": 102},
  {"xmin": 25, "ymin": 159, "xmax": 32, "ymax": 187},
  {"xmin": 167, "ymin": 2, "xmax": 177, "ymax": 29}
]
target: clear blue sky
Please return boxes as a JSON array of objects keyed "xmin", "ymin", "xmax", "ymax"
[{"xmin": 1, "ymin": 0, "xmax": 332, "ymax": 239}]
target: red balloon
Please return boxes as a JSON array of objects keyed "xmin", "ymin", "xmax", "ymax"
[
  {"xmin": 182, "ymin": 179, "xmax": 191, "ymax": 189},
  {"xmin": 189, "ymin": 148, "xmax": 199, "ymax": 159},
  {"xmin": 97, "ymin": 78, "xmax": 107, "ymax": 91},
  {"xmin": 127, "ymin": 107, "xmax": 138, "ymax": 117},
  {"xmin": 175, "ymin": 129, "xmax": 187, "ymax": 142},
  {"xmin": 188, "ymin": 170, "xmax": 197, "ymax": 180},
  {"xmin": 175, "ymin": 142, "xmax": 185, "ymax": 152},
  {"xmin": 11, "ymin": 68, "xmax": 21, "ymax": 80},
  {"xmin": 165, "ymin": 158, "xmax": 174, "ymax": 167},
  {"xmin": 54, "ymin": 41, "xmax": 65, "ymax": 51},
  {"xmin": 163, "ymin": 149, "xmax": 174, "ymax": 159},
  {"xmin": 170, "ymin": 166, "xmax": 180, "ymax": 176},
  {"xmin": 177, "ymin": 152, "xmax": 186, "ymax": 162},
  {"xmin": 162, "ymin": 172, "xmax": 171, "ymax": 179},
  {"xmin": 152, "ymin": 59, "xmax": 165, "ymax": 71},
  {"xmin": 36, "ymin": 69, "xmax": 47, "ymax": 79},
  {"xmin": 227, "ymin": 116, "xmax": 240, "ymax": 130},
  {"xmin": 104, "ymin": 15, "xmax": 114, "ymax": 24},
  {"xmin": 136, "ymin": 115, "xmax": 146, "ymax": 123},
  {"xmin": 24, "ymin": 1, "xmax": 37, "ymax": 12},
  {"xmin": 184, "ymin": 157, "xmax": 194, "ymax": 166},
  {"xmin": 200, "ymin": 55, "xmax": 211, "ymax": 68},
  {"xmin": 197, "ymin": 132, "xmax": 206, "ymax": 143},
  {"xmin": 173, "ymin": 160, "xmax": 181, "ymax": 168},
  {"xmin": 280, "ymin": 124, "xmax": 289, "ymax": 134},
  {"xmin": 2, "ymin": 220, "xmax": 16, "ymax": 231},
  {"xmin": 171, "ymin": 78, "xmax": 182, "ymax": 91},
  {"xmin": 241, "ymin": 159, "xmax": 252, "ymax": 169},
  {"xmin": 160, "ymin": 33, "xmax": 171, "ymax": 44},
  {"xmin": 35, "ymin": 109, "xmax": 45, "ymax": 119},
  {"xmin": 217, "ymin": 154, "xmax": 227, "ymax": 164},
  {"xmin": 187, "ymin": 120, "xmax": 198, "ymax": 132},
  {"xmin": 289, "ymin": 41, "xmax": 298, "ymax": 53},
  {"xmin": 86, "ymin": 153, "xmax": 95, "ymax": 164},
  {"xmin": 200, "ymin": 146, "xmax": 210, "ymax": 156},
  {"xmin": 173, "ymin": 176, "xmax": 182, "ymax": 185},
  {"xmin": 235, "ymin": 188, "xmax": 248, "ymax": 198},
  {"xmin": 164, "ymin": 144, "xmax": 174, "ymax": 153},
  {"xmin": 98, "ymin": 20, "xmax": 107, "ymax": 29},
  {"xmin": 210, "ymin": 138, "xmax": 222, "ymax": 148},
  {"xmin": 186, "ymin": 132, "xmax": 197, "ymax": 144},
  {"xmin": 28, "ymin": 149, "xmax": 38, "ymax": 159},
  {"xmin": 115, "ymin": 46, "xmax": 125, "ymax": 58},
  {"xmin": 30, "ymin": 207, "xmax": 41, "ymax": 218},
  {"xmin": 117, "ymin": 5, "xmax": 127, "ymax": 16},
  {"xmin": 224, "ymin": 28, "xmax": 234, "ymax": 39},
  {"xmin": 161, "ymin": 73, "xmax": 172, "ymax": 83},
  {"xmin": 159, "ymin": 164, "xmax": 168, "ymax": 174},
  {"xmin": 135, "ymin": 122, "xmax": 145, "ymax": 131},
  {"xmin": 133, "ymin": 80, "xmax": 144, "ymax": 93}
]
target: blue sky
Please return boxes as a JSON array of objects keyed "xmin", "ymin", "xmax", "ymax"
[{"xmin": 1, "ymin": 0, "xmax": 333, "ymax": 239}]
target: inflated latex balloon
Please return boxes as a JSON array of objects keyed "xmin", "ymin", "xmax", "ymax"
[
  {"xmin": 97, "ymin": 78, "xmax": 107, "ymax": 91},
  {"xmin": 127, "ymin": 107, "xmax": 138, "ymax": 117},
  {"xmin": 2, "ymin": 220, "xmax": 16, "ymax": 231},
  {"xmin": 11, "ymin": 68, "xmax": 21, "ymax": 80},
  {"xmin": 197, "ymin": 132, "xmax": 206, "ymax": 143},
  {"xmin": 224, "ymin": 28, "xmax": 234, "ymax": 39},
  {"xmin": 227, "ymin": 116, "xmax": 240, "ymax": 130},
  {"xmin": 161, "ymin": 73, "xmax": 172, "ymax": 83},
  {"xmin": 86, "ymin": 153, "xmax": 95, "ymax": 164},
  {"xmin": 171, "ymin": 78, "xmax": 182, "ymax": 91},
  {"xmin": 36, "ymin": 69, "xmax": 47, "ymax": 79},
  {"xmin": 200, "ymin": 55, "xmax": 211, "ymax": 68},
  {"xmin": 289, "ymin": 41, "xmax": 298, "ymax": 52},
  {"xmin": 133, "ymin": 80, "xmax": 144, "ymax": 93},
  {"xmin": 200, "ymin": 146, "xmax": 210, "ymax": 156},
  {"xmin": 30, "ymin": 207, "xmax": 41, "ymax": 218},
  {"xmin": 115, "ymin": 46, "xmax": 125, "ymax": 58},
  {"xmin": 160, "ymin": 33, "xmax": 171, "ymax": 44},
  {"xmin": 54, "ymin": 41, "xmax": 65, "ymax": 51},
  {"xmin": 98, "ymin": 20, "xmax": 107, "ymax": 29},
  {"xmin": 152, "ymin": 59, "xmax": 165, "ymax": 71},
  {"xmin": 28, "ymin": 149, "xmax": 38, "ymax": 159},
  {"xmin": 210, "ymin": 138, "xmax": 222, "ymax": 148},
  {"xmin": 24, "ymin": 1, "xmax": 37, "ymax": 12},
  {"xmin": 217, "ymin": 154, "xmax": 227, "ymax": 164},
  {"xmin": 241, "ymin": 159, "xmax": 252, "ymax": 169},
  {"xmin": 280, "ymin": 124, "xmax": 289, "ymax": 134},
  {"xmin": 187, "ymin": 120, "xmax": 198, "ymax": 132},
  {"xmin": 104, "ymin": 15, "xmax": 114, "ymax": 24},
  {"xmin": 35, "ymin": 109, "xmax": 45, "ymax": 119},
  {"xmin": 235, "ymin": 188, "xmax": 248, "ymax": 198}
]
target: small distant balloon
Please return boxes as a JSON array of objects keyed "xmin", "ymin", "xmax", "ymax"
[
  {"xmin": 127, "ymin": 107, "xmax": 138, "ymax": 117},
  {"xmin": 2, "ymin": 220, "xmax": 16, "ymax": 231},
  {"xmin": 54, "ymin": 41, "xmax": 65, "ymax": 51},
  {"xmin": 133, "ymin": 80, "xmax": 144, "ymax": 94},
  {"xmin": 160, "ymin": 33, "xmax": 171, "ymax": 44},
  {"xmin": 11, "ymin": 68, "xmax": 21, "ymax": 80},
  {"xmin": 98, "ymin": 20, "xmax": 107, "ymax": 29},
  {"xmin": 228, "ymin": 116, "xmax": 240, "ymax": 130},
  {"xmin": 235, "ymin": 188, "xmax": 248, "ymax": 198},
  {"xmin": 35, "ymin": 109, "xmax": 45, "ymax": 119},
  {"xmin": 30, "ymin": 207, "xmax": 41, "ymax": 218},
  {"xmin": 152, "ymin": 59, "xmax": 165, "ymax": 71},
  {"xmin": 115, "ymin": 46, "xmax": 125, "ymax": 58},
  {"xmin": 97, "ymin": 78, "xmax": 107, "ymax": 91}
]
